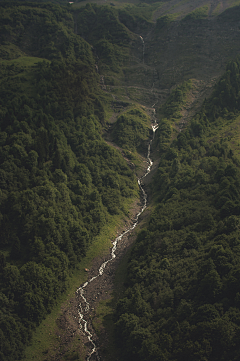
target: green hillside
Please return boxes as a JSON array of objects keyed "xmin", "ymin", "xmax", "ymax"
[
  {"xmin": 1, "ymin": 1, "xmax": 240, "ymax": 361},
  {"xmin": 112, "ymin": 106, "xmax": 150, "ymax": 152},
  {"xmin": 114, "ymin": 58, "xmax": 240, "ymax": 361},
  {"xmin": 0, "ymin": 3, "xmax": 138, "ymax": 360}
]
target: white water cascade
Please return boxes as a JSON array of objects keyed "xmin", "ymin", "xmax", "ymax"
[
  {"xmin": 139, "ymin": 36, "xmax": 145, "ymax": 64},
  {"xmin": 76, "ymin": 113, "xmax": 158, "ymax": 361}
]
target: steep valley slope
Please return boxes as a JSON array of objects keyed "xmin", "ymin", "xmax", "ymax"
[{"xmin": 2, "ymin": 1, "xmax": 240, "ymax": 361}]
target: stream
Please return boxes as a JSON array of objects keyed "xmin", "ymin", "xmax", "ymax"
[
  {"xmin": 76, "ymin": 116, "xmax": 158, "ymax": 360},
  {"xmin": 76, "ymin": 35, "xmax": 157, "ymax": 361}
]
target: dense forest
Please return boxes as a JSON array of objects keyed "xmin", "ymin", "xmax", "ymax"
[
  {"xmin": 2, "ymin": 1, "xmax": 240, "ymax": 361},
  {"xmin": 114, "ymin": 59, "xmax": 240, "ymax": 361},
  {"xmin": 0, "ymin": 2, "xmax": 138, "ymax": 360}
]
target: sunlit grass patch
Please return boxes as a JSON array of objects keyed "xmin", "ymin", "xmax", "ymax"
[
  {"xmin": 0, "ymin": 56, "xmax": 50, "ymax": 67},
  {"xmin": 183, "ymin": 5, "xmax": 210, "ymax": 20}
]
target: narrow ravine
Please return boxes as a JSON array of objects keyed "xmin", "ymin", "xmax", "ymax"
[{"xmin": 76, "ymin": 115, "xmax": 158, "ymax": 361}]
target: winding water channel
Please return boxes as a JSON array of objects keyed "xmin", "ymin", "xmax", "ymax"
[
  {"xmin": 76, "ymin": 117, "xmax": 157, "ymax": 360},
  {"xmin": 75, "ymin": 34, "xmax": 158, "ymax": 360}
]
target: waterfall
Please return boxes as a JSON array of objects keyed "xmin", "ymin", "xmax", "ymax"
[{"xmin": 140, "ymin": 36, "xmax": 145, "ymax": 64}]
